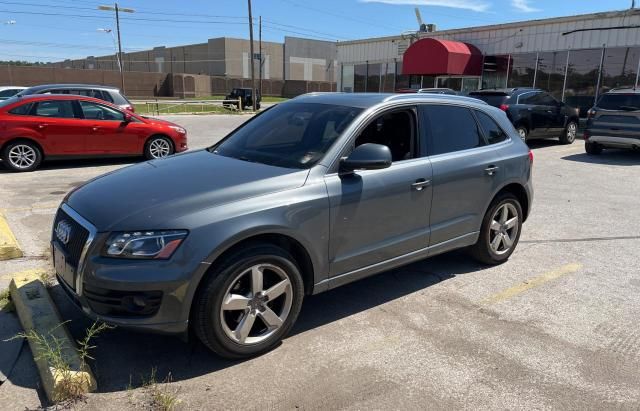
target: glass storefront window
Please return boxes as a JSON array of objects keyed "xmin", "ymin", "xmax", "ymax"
[
  {"xmin": 437, "ymin": 77, "xmax": 462, "ymax": 90},
  {"xmin": 366, "ymin": 63, "xmax": 381, "ymax": 92},
  {"xmin": 354, "ymin": 64, "xmax": 367, "ymax": 92},
  {"xmin": 508, "ymin": 53, "xmax": 537, "ymax": 88},
  {"xmin": 395, "ymin": 61, "xmax": 409, "ymax": 91},
  {"xmin": 536, "ymin": 51, "xmax": 567, "ymax": 100},
  {"xmin": 341, "ymin": 65, "xmax": 354, "ymax": 92},
  {"xmin": 482, "ymin": 55, "xmax": 510, "ymax": 89},
  {"xmin": 461, "ymin": 78, "xmax": 480, "ymax": 94},
  {"xmin": 381, "ymin": 62, "xmax": 395, "ymax": 93},
  {"xmin": 600, "ymin": 47, "xmax": 640, "ymax": 93},
  {"xmin": 564, "ymin": 49, "xmax": 603, "ymax": 117}
]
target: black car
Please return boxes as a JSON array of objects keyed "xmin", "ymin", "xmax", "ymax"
[
  {"xmin": 224, "ymin": 87, "xmax": 261, "ymax": 110},
  {"xmin": 17, "ymin": 84, "xmax": 134, "ymax": 112},
  {"xmin": 584, "ymin": 88, "xmax": 640, "ymax": 155},
  {"xmin": 469, "ymin": 88, "xmax": 580, "ymax": 144}
]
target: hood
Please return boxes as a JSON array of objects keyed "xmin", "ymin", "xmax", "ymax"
[
  {"xmin": 141, "ymin": 116, "xmax": 177, "ymax": 127},
  {"xmin": 66, "ymin": 150, "xmax": 309, "ymax": 231}
]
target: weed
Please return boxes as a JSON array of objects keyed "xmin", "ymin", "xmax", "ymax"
[
  {"xmin": 143, "ymin": 368, "xmax": 182, "ymax": 411},
  {"xmin": 38, "ymin": 269, "xmax": 55, "ymax": 289},
  {"xmin": 8, "ymin": 321, "xmax": 111, "ymax": 403},
  {"xmin": 0, "ymin": 288, "xmax": 13, "ymax": 312}
]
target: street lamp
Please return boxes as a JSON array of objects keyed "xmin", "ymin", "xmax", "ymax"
[
  {"xmin": 97, "ymin": 28, "xmax": 120, "ymax": 72},
  {"xmin": 98, "ymin": 3, "xmax": 135, "ymax": 93}
]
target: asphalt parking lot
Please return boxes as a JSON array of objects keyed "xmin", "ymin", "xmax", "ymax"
[{"xmin": 1, "ymin": 115, "xmax": 639, "ymax": 410}]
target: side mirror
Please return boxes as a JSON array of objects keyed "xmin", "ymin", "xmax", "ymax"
[{"xmin": 340, "ymin": 143, "xmax": 392, "ymax": 173}]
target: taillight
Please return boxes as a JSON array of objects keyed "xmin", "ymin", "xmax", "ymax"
[
  {"xmin": 499, "ymin": 104, "xmax": 509, "ymax": 112},
  {"xmin": 528, "ymin": 150, "xmax": 534, "ymax": 164},
  {"xmin": 583, "ymin": 130, "xmax": 590, "ymax": 140}
]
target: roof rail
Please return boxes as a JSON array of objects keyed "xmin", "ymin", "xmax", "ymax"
[{"xmin": 384, "ymin": 93, "xmax": 488, "ymax": 104}]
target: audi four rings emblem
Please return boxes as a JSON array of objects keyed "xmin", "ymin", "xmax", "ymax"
[{"xmin": 55, "ymin": 220, "xmax": 72, "ymax": 245}]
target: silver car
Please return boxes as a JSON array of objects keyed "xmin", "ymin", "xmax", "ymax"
[{"xmin": 52, "ymin": 93, "xmax": 533, "ymax": 358}]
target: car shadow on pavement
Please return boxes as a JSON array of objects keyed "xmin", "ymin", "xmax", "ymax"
[
  {"xmin": 562, "ymin": 150, "xmax": 640, "ymax": 166},
  {"xmin": 0, "ymin": 157, "xmax": 138, "ymax": 174},
  {"xmin": 46, "ymin": 250, "xmax": 485, "ymax": 394}
]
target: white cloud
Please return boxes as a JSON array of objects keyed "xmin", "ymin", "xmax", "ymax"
[
  {"xmin": 511, "ymin": 0, "xmax": 540, "ymax": 12},
  {"xmin": 359, "ymin": 0, "xmax": 491, "ymax": 13}
]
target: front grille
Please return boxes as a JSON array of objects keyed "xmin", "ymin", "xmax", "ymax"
[
  {"xmin": 52, "ymin": 208, "xmax": 90, "ymax": 267},
  {"xmin": 83, "ymin": 284, "xmax": 163, "ymax": 317}
]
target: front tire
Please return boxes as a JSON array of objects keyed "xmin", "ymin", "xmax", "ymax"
[
  {"xmin": 144, "ymin": 136, "xmax": 174, "ymax": 160},
  {"xmin": 2, "ymin": 140, "xmax": 43, "ymax": 172},
  {"xmin": 192, "ymin": 244, "xmax": 304, "ymax": 359},
  {"xmin": 470, "ymin": 193, "xmax": 523, "ymax": 265},
  {"xmin": 585, "ymin": 141, "xmax": 603, "ymax": 155},
  {"xmin": 560, "ymin": 120, "xmax": 577, "ymax": 144}
]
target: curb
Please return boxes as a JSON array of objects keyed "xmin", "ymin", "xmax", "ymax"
[
  {"xmin": 9, "ymin": 271, "xmax": 97, "ymax": 403},
  {"xmin": 0, "ymin": 213, "xmax": 23, "ymax": 261}
]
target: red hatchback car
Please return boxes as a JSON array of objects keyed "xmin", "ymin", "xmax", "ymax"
[{"xmin": 0, "ymin": 94, "xmax": 188, "ymax": 171}]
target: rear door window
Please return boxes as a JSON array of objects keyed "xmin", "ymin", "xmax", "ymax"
[
  {"xmin": 597, "ymin": 94, "xmax": 640, "ymax": 111},
  {"xmin": 422, "ymin": 105, "xmax": 486, "ymax": 155},
  {"xmin": 468, "ymin": 93, "xmax": 508, "ymax": 107},
  {"xmin": 475, "ymin": 110, "xmax": 508, "ymax": 144},
  {"xmin": 79, "ymin": 101, "xmax": 125, "ymax": 121},
  {"xmin": 32, "ymin": 100, "xmax": 76, "ymax": 118}
]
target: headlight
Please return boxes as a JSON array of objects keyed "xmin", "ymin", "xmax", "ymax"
[
  {"xmin": 104, "ymin": 230, "xmax": 188, "ymax": 259},
  {"xmin": 169, "ymin": 125, "xmax": 186, "ymax": 134}
]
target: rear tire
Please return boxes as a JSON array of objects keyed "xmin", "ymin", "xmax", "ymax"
[
  {"xmin": 192, "ymin": 243, "xmax": 304, "ymax": 359},
  {"xmin": 470, "ymin": 193, "xmax": 523, "ymax": 265},
  {"xmin": 585, "ymin": 141, "xmax": 603, "ymax": 155},
  {"xmin": 559, "ymin": 120, "xmax": 577, "ymax": 144},
  {"xmin": 2, "ymin": 140, "xmax": 43, "ymax": 172},
  {"xmin": 516, "ymin": 126, "xmax": 528, "ymax": 143}
]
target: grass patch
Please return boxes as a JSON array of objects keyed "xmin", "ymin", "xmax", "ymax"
[
  {"xmin": 135, "ymin": 103, "xmax": 247, "ymax": 115},
  {"xmin": 143, "ymin": 368, "xmax": 182, "ymax": 411},
  {"xmin": 193, "ymin": 95, "xmax": 288, "ymax": 103},
  {"xmin": 8, "ymin": 321, "xmax": 111, "ymax": 404},
  {"xmin": 0, "ymin": 287, "xmax": 14, "ymax": 312},
  {"xmin": 39, "ymin": 269, "xmax": 55, "ymax": 289}
]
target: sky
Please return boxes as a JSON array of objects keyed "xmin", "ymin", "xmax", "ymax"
[{"xmin": 0, "ymin": 0, "xmax": 637, "ymax": 62}]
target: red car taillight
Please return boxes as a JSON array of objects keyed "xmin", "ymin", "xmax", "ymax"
[
  {"xmin": 583, "ymin": 130, "xmax": 590, "ymax": 140},
  {"xmin": 528, "ymin": 150, "xmax": 534, "ymax": 164},
  {"xmin": 499, "ymin": 104, "xmax": 509, "ymax": 112}
]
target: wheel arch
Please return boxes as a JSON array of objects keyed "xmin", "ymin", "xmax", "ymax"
[
  {"xmin": 1, "ymin": 137, "xmax": 46, "ymax": 159},
  {"xmin": 492, "ymin": 182, "xmax": 530, "ymax": 222},
  {"xmin": 143, "ymin": 133, "xmax": 174, "ymax": 154}
]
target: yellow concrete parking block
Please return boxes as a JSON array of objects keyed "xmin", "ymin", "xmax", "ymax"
[
  {"xmin": 10, "ymin": 271, "xmax": 97, "ymax": 403},
  {"xmin": 0, "ymin": 213, "xmax": 23, "ymax": 260}
]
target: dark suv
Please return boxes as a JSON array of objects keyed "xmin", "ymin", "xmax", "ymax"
[
  {"xmin": 469, "ymin": 88, "xmax": 579, "ymax": 144},
  {"xmin": 17, "ymin": 84, "xmax": 134, "ymax": 112},
  {"xmin": 584, "ymin": 88, "xmax": 640, "ymax": 154},
  {"xmin": 52, "ymin": 93, "xmax": 533, "ymax": 358}
]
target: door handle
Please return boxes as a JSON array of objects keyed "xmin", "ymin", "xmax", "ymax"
[
  {"xmin": 411, "ymin": 179, "xmax": 431, "ymax": 191},
  {"xmin": 485, "ymin": 165, "xmax": 500, "ymax": 176},
  {"xmin": 37, "ymin": 123, "xmax": 48, "ymax": 129}
]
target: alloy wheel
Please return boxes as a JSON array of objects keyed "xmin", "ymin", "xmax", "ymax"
[
  {"xmin": 566, "ymin": 122, "xmax": 577, "ymax": 142},
  {"xmin": 219, "ymin": 263, "xmax": 293, "ymax": 345},
  {"xmin": 148, "ymin": 138, "xmax": 171, "ymax": 158},
  {"xmin": 489, "ymin": 203, "xmax": 519, "ymax": 255},
  {"xmin": 8, "ymin": 144, "xmax": 37, "ymax": 169}
]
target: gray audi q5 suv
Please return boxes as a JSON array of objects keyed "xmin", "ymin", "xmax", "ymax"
[{"xmin": 52, "ymin": 93, "xmax": 533, "ymax": 358}]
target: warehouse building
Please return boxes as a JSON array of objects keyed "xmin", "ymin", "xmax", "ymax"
[
  {"xmin": 337, "ymin": 9, "xmax": 640, "ymax": 117},
  {"xmin": 53, "ymin": 36, "xmax": 337, "ymax": 82}
]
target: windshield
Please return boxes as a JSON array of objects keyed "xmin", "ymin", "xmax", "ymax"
[
  {"xmin": 597, "ymin": 93, "xmax": 640, "ymax": 111},
  {"xmin": 469, "ymin": 93, "xmax": 508, "ymax": 107},
  {"xmin": 212, "ymin": 102, "xmax": 363, "ymax": 169}
]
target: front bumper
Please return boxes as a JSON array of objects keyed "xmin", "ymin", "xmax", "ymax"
[
  {"xmin": 51, "ymin": 204, "xmax": 206, "ymax": 335},
  {"xmin": 588, "ymin": 135, "xmax": 640, "ymax": 149}
]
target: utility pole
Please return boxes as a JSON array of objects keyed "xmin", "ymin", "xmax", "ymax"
[
  {"xmin": 259, "ymin": 15, "xmax": 263, "ymax": 99},
  {"xmin": 98, "ymin": 3, "xmax": 134, "ymax": 94},
  {"xmin": 247, "ymin": 0, "xmax": 257, "ymax": 111}
]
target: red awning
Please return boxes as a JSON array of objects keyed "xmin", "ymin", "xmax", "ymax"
[{"xmin": 402, "ymin": 38, "xmax": 483, "ymax": 76}]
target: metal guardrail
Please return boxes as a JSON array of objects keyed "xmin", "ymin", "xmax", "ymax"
[{"xmin": 129, "ymin": 98, "xmax": 243, "ymax": 115}]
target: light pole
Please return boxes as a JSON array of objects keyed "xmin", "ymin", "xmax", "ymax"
[
  {"xmin": 97, "ymin": 28, "xmax": 120, "ymax": 72},
  {"xmin": 247, "ymin": 0, "xmax": 256, "ymax": 111},
  {"xmin": 98, "ymin": 3, "xmax": 134, "ymax": 93}
]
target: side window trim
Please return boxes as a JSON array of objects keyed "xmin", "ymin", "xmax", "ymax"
[{"xmin": 472, "ymin": 109, "xmax": 511, "ymax": 146}]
